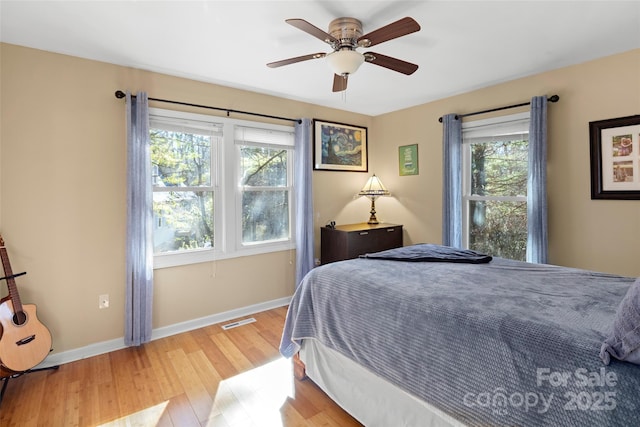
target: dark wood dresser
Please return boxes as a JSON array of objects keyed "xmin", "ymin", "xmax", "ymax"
[{"xmin": 320, "ymin": 222, "xmax": 403, "ymax": 265}]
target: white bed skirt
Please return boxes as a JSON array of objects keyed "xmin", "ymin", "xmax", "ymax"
[{"xmin": 300, "ymin": 339, "xmax": 467, "ymax": 427}]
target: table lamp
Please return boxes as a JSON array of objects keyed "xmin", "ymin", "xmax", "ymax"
[{"xmin": 358, "ymin": 174, "xmax": 390, "ymax": 224}]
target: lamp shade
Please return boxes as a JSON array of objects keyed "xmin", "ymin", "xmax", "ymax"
[
  {"xmin": 326, "ymin": 50, "xmax": 365, "ymax": 75},
  {"xmin": 359, "ymin": 174, "xmax": 390, "ymax": 200}
]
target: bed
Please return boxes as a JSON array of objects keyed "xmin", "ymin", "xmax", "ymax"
[{"xmin": 280, "ymin": 244, "xmax": 640, "ymax": 427}]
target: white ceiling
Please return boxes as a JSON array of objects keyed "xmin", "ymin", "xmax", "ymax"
[{"xmin": 1, "ymin": 1, "xmax": 639, "ymax": 116}]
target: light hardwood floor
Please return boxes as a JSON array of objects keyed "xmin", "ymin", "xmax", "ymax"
[{"xmin": 0, "ymin": 306, "xmax": 362, "ymax": 426}]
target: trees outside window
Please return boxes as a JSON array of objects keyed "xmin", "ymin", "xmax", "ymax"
[
  {"xmin": 239, "ymin": 146, "xmax": 290, "ymax": 244},
  {"xmin": 462, "ymin": 113, "xmax": 529, "ymax": 261},
  {"xmin": 466, "ymin": 139, "xmax": 528, "ymax": 260},
  {"xmin": 151, "ymin": 129, "xmax": 215, "ymax": 253}
]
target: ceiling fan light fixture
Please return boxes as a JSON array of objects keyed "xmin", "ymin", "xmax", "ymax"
[
  {"xmin": 269, "ymin": 16, "xmax": 421, "ymax": 92},
  {"xmin": 326, "ymin": 50, "xmax": 365, "ymax": 75}
]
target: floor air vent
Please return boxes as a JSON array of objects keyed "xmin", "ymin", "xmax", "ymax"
[{"xmin": 221, "ymin": 317, "xmax": 256, "ymax": 330}]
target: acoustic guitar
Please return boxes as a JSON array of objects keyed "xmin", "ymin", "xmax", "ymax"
[{"xmin": 0, "ymin": 235, "xmax": 52, "ymax": 372}]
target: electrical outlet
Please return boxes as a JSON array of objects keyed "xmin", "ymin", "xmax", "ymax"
[{"xmin": 99, "ymin": 294, "xmax": 110, "ymax": 309}]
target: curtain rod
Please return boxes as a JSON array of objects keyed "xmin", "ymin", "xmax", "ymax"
[
  {"xmin": 438, "ymin": 94, "xmax": 559, "ymax": 123},
  {"xmin": 114, "ymin": 90, "xmax": 302, "ymax": 124}
]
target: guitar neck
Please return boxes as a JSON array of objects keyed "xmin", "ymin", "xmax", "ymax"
[{"xmin": 0, "ymin": 244, "xmax": 23, "ymax": 315}]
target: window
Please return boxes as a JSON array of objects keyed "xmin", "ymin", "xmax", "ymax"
[
  {"xmin": 462, "ymin": 113, "xmax": 529, "ymax": 260},
  {"xmin": 150, "ymin": 115, "xmax": 220, "ymax": 255},
  {"xmin": 236, "ymin": 126, "xmax": 292, "ymax": 246},
  {"xmin": 149, "ymin": 109, "xmax": 295, "ymax": 268}
]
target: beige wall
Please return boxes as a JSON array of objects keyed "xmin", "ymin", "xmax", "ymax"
[
  {"xmin": 0, "ymin": 43, "xmax": 371, "ymax": 354},
  {"xmin": 1, "ymin": 43, "xmax": 639, "ymax": 357},
  {"xmin": 370, "ymin": 48, "xmax": 640, "ymax": 276}
]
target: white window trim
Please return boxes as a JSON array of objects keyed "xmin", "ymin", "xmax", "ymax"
[
  {"xmin": 461, "ymin": 112, "xmax": 529, "ymax": 250},
  {"xmin": 149, "ymin": 108, "xmax": 296, "ymax": 269}
]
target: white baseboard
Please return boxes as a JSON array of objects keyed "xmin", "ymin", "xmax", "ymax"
[{"xmin": 37, "ymin": 296, "xmax": 291, "ymax": 369}]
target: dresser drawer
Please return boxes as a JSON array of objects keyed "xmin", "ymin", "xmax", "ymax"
[
  {"xmin": 349, "ymin": 226, "xmax": 400, "ymax": 254},
  {"xmin": 321, "ymin": 223, "xmax": 403, "ymax": 264}
]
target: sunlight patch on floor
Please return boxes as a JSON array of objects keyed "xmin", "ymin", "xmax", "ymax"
[
  {"xmin": 98, "ymin": 401, "xmax": 169, "ymax": 427},
  {"xmin": 205, "ymin": 357, "xmax": 295, "ymax": 427}
]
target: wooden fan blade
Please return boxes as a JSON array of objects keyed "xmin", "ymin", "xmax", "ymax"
[
  {"xmin": 364, "ymin": 52, "xmax": 418, "ymax": 75},
  {"xmin": 286, "ymin": 19, "xmax": 338, "ymax": 45},
  {"xmin": 358, "ymin": 17, "xmax": 420, "ymax": 48},
  {"xmin": 333, "ymin": 74, "xmax": 348, "ymax": 92},
  {"xmin": 267, "ymin": 52, "xmax": 326, "ymax": 68}
]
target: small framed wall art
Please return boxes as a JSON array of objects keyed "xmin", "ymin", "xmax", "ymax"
[
  {"xmin": 589, "ymin": 115, "xmax": 640, "ymax": 200},
  {"xmin": 399, "ymin": 144, "xmax": 419, "ymax": 176},
  {"xmin": 313, "ymin": 119, "xmax": 368, "ymax": 172}
]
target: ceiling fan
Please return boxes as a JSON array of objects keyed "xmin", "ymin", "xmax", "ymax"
[{"xmin": 267, "ymin": 16, "xmax": 421, "ymax": 92}]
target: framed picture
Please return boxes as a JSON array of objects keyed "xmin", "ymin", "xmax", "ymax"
[
  {"xmin": 399, "ymin": 144, "xmax": 419, "ymax": 176},
  {"xmin": 589, "ymin": 115, "xmax": 640, "ymax": 200},
  {"xmin": 313, "ymin": 119, "xmax": 368, "ymax": 172}
]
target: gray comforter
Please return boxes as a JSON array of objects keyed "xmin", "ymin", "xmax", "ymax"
[{"xmin": 280, "ymin": 249, "xmax": 640, "ymax": 426}]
